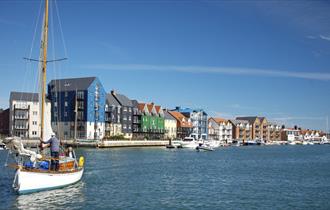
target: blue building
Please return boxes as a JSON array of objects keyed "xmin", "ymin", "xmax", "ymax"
[
  {"xmin": 48, "ymin": 77, "xmax": 106, "ymax": 140},
  {"xmin": 172, "ymin": 106, "xmax": 208, "ymax": 140}
]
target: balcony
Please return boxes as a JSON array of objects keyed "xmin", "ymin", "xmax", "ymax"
[
  {"xmin": 14, "ymin": 115, "xmax": 29, "ymax": 120},
  {"xmin": 14, "ymin": 104, "xmax": 29, "ymax": 110},
  {"xmin": 14, "ymin": 125, "xmax": 28, "ymax": 130}
]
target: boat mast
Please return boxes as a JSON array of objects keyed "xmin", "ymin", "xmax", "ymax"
[{"xmin": 40, "ymin": 0, "xmax": 49, "ymax": 140}]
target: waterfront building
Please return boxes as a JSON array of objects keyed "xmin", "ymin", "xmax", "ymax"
[
  {"xmin": 301, "ymin": 130, "xmax": 323, "ymax": 141},
  {"xmin": 168, "ymin": 111, "xmax": 193, "ymax": 139},
  {"xmin": 164, "ymin": 109, "xmax": 177, "ymax": 140},
  {"xmin": 9, "ymin": 92, "xmax": 51, "ymax": 139},
  {"xmin": 281, "ymin": 128, "xmax": 301, "ymax": 141},
  {"xmin": 110, "ymin": 90, "xmax": 133, "ymax": 139},
  {"xmin": 0, "ymin": 108, "xmax": 10, "ymax": 136},
  {"xmin": 229, "ymin": 119, "xmax": 252, "ymax": 142},
  {"xmin": 104, "ymin": 93, "xmax": 122, "ymax": 138},
  {"xmin": 267, "ymin": 122, "xmax": 281, "ymax": 141},
  {"xmin": 259, "ymin": 117, "xmax": 269, "ymax": 141},
  {"xmin": 208, "ymin": 117, "xmax": 232, "ymax": 142},
  {"xmin": 48, "ymin": 77, "xmax": 106, "ymax": 140},
  {"xmin": 236, "ymin": 116, "xmax": 268, "ymax": 140},
  {"xmin": 134, "ymin": 102, "xmax": 165, "ymax": 139},
  {"xmin": 172, "ymin": 107, "xmax": 208, "ymax": 140}
]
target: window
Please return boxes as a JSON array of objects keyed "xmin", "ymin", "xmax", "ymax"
[
  {"xmin": 123, "ymin": 107, "xmax": 127, "ymax": 112},
  {"xmin": 65, "ymin": 101, "xmax": 68, "ymax": 107},
  {"xmin": 32, "ymin": 131, "xmax": 37, "ymax": 135},
  {"xmin": 54, "ymin": 102, "xmax": 57, "ymax": 107},
  {"xmin": 129, "ymin": 108, "xmax": 132, "ymax": 112},
  {"xmin": 128, "ymin": 116, "xmax": 131, "ymax": 121},
  {"xmin": 77, "ymin": 91, "xmax": 84, "ymax": 100},
  {"xmin": 64, "ymin": 112, "xmax": 67, "ymax": 117},
  {"xmin": 64, "ymin": 122, "xmax": 68, "ymax": 126},
  {"xmin": 128, "ymin": 125, "xmax": 131, "ymax": 129},
  {"xmin": 65, "ymin": 92, "xmax": 68, "ymax": 97},
  {"xmin": 32, "ymin": 121, "xmax": 37, "ymax": 125},
  {"xmin": 33, "ymin": 111, "xmax": 37, "ymax": 116},
  {"xmin": 123, "ymin": 116, "xmax": 127, "ymax": 121},
  {"xmin": 123, "ymin": 124, "xmax": 127, "ymax": 129}
]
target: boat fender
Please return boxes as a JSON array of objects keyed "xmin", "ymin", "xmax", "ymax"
[{"xmin": 78, "ymin": 156, "xmax": 84, "ymax": 167}]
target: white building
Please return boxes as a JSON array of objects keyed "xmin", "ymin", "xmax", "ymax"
[
  {"xmin": 208, "ymin": 117, "xmax": 233, "ymax": 142},
  {"xmin": 164, "ymin": 110, "xmax": 177, "ymax": 140},
  {"xmin": 9, "ymin": 92, "xmax": 51, "ymax": 139}
]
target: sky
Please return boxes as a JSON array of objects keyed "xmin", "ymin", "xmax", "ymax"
[{"xmin": 0, "ymin": 0, "xmax": 330, "ymax": 131}]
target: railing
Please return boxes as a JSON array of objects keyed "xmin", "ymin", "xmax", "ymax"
[{"xmin": 14, "ymin": 115, "xmax": 29, "ymax": 119}]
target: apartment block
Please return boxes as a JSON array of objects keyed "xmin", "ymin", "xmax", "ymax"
[
  {"xmin": 208, "ymin": 117, "xmax": 232, "ymax": 142},
  {"xmin": 9, "ymin": 92, "xmax": 51, "ymax": 139},
  {"xmin": 229, "ymin": 119, "xmax": 252, "ymax": 142}
]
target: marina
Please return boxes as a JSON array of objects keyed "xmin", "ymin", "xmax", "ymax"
[{"xmin": 1, "ymin": 145, "xmax": 330, "ymax": 209}]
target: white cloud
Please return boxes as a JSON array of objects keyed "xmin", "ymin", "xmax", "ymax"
[
  {"xmin": 80, "ymin": 64, "xmax": 330, "ymax": 81},
  {"xmin": 320, "ymin": 35, "xmax": 330, "ymax": 41}
]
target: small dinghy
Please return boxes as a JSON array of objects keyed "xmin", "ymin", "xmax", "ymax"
[{"xmin": 196, "ymin": 143, "xmax": 214, "ymax": 152}]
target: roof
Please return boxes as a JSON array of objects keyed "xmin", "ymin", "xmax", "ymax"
[
  {"xmin": 236, "ymin": 116, "xmax": 259, "ymax": 124},
  {"xmin": 209, "ymin": 117, "xmax": 227, "ymax": 124},
  {"xmin": 147, "ymin": 104, "xmax": 154, "ymax": 113},
  {"xmin": 131, "ymin": 100, "xmax": 138, "ymax": 107},
  {"xmin": 10, "ymin": 92, "xmax": 39, "ymax": 102},
  {"xmin": 137, "ymin": 103, "xmax": 146, "ymax": 111},
  {"xmin": 48, "ymin": 77, "xmax": 96, "ymax": 92},
  {"xmin": 106, "ymin": 93, "xmax": 120, "ymax": 106},
  {"xmin": 155, "ymin": 105, "xmax": 161, "ymax": 113},
  {"xmin": 164, "ymin": 110, "xmax": 176, "ymax": 120},
  {"xmin": 169, "ymin": 111, "xmax": 193, "ymax": 128},
  {"xmin": 112, "ymin": 92, "xmax": 133, "ymax": 107},
  {"xmin": 229, "ymin": 119, "xmax": 250, "ymax": 126}
]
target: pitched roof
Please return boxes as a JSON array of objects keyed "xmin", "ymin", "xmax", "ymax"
[
  {"xmin": 155, "ymin": 105, "xmax": 161, "ymax": 114},
  {"xmin": 112, "ymin": 92, "xmax": 133, "ymax": 107},
  {"xmin": 48, "ymin": 77, "xmax": 96, "ymax": 92},
  {"xmin": 164, "ymin": 110, "xmax": 176, "ymax": 120},
  {"xmin": 10, "ymin": 92, "xmax": 39, "ymax": 102},
  {"xmin": 137, "ymin": 103, "xmax": 146, "ymax": 112},
  {"xmin": 106, "ymin": 93, "xmax": 120, "ymax": 106},
  {"xmin": 147, "ymin": 104, "xmax": 154, "ymax": 113},
  {"xmin": 169, "ymin": 111, "xmax": 193, "ymax": 128},
  {"xmin": 209, "ymin": 117, "xmax": 227, "ymax": 124},
  {"xmin": 236, "ymin": 116, "xmax": 259, "ymax": 124},
  {"xmin": 229, "ymin": 119, "xmax": 250, "ymax": 126}
]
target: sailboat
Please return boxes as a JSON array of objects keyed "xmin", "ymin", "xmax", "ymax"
[{"xmin": 3, "ymin": 0, "xmax": 84, "ymax": 194}]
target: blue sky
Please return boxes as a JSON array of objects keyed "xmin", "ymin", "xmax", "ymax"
[{"xmin": 1, "ymin": 0, "xmax": 330, "ymax": 131}]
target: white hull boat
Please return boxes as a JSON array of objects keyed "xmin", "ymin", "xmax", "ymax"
[
  {"xmin": 14, "ymin": 168, "xmax": 84, "ymax": 194},
  {"xmin": 2, "ymin": 0, "xmax": 85, "ymax": 195}
]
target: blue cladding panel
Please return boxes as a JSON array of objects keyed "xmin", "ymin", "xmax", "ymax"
[{"xmin": 87, "ymin": 78, "xmax": 106, "ymax": 123}]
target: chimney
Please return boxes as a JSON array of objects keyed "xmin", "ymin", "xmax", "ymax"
[
  {"xmin": 151, "ymin": 102, "xmax": 154, "ymax": 105},
  {"xmin": 111, "ymin": 90, "xmax": 116, "ymax": 96}
]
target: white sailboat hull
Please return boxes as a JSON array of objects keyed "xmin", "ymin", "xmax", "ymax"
[{"xmin": 14, "ymin": 168, "xmax": 84, "ymax": 194}]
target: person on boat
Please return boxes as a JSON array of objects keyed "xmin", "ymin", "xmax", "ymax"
[
  {"xmin": 41, "ymin": 132, "xmax": 60, "ymax": 171},
  {"xmin": 65, "ymin": 146, "xmax": 75, "ymax": 158}
]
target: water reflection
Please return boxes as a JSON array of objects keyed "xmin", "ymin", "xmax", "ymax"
[{"xmin": 15, "ymin": 181, "xmax": 85, "ymax": 210}]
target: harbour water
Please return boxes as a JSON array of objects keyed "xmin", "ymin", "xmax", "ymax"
[{"xmin": 1, "ymin": 145, "xmax": 330, "ymax": 209}]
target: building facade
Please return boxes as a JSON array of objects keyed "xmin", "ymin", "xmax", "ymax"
[
  {"xmin": 229, "ymin": 119, "xmax": 252, "ymax": 142},
  {"xmin": 0, "ymin": 108, "xmax": 9, "ymax": 136},
  {"xmin": 110, "ymin": 91, "xmax": 133, "ymax": 139},
  {"xmin": 164, "ymin": 110, "xmax": 177, "ymax": 140},
  {"xmin": 172, "ymin": 107, "xmax": 208, "ymax": 140},
  {"xmin": 133, "ymin": 102, "xmax": 165, "ymax": 139},
  {"xmin": 48, "ymin": 77, "xmax": 106, "ymax": 140},
  {"xmin": 281, "ymin": 128, "xmax": 301, "ymax": 141},
  {"xmin": 208, "ymin": 117, "xmax": 232, "ymax": 142},
  {"xmin": 268, "ymin": 122, "xmax": 281, "ymax": 141},
  {"xmin": 9, "ymin": 92, "xmax": 51, "ymax": 139},
  {"xmin": 104, "ymin": 93, "xmax": 122, "ymax": 138},
  {"xmin": 168, "ymin": 111, "xmax": 193, "ymax": 139}
]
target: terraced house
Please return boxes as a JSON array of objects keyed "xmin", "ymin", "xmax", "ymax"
[
  {"xmin": 236, "ymin": 116, "xmax": 262, "ymax": 140},
  {"xmin": 48, "ymin": 77, "xmax": 106, "ymax": 140},
  {"xmin": 208, "ymin": 117, "xmax": 232, "ymax": 143},
  {"xmin": 134, "ymin": 102, "xmax": 165, "ymax": 139},
  {"xmin": 229, "ymin": 119, "xmax": 252, "ymax": 142},
  {"xmin": 172, "ymin": 107, "xmax": 208, "ymax": 140},
  {"xmin": 104, "ymin": 93, "xmax": 122, "ymax": 138},
  {"xmin": 168, "ymin": 111, "xmax": 193, "ymax": 139},
  {"xmin": 110, "ymin": 90, "xmax": 134, "ymax": 139},
  {"xmin": 268, "ymin": 122, "xmax": 281, "ymax": 141}
]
